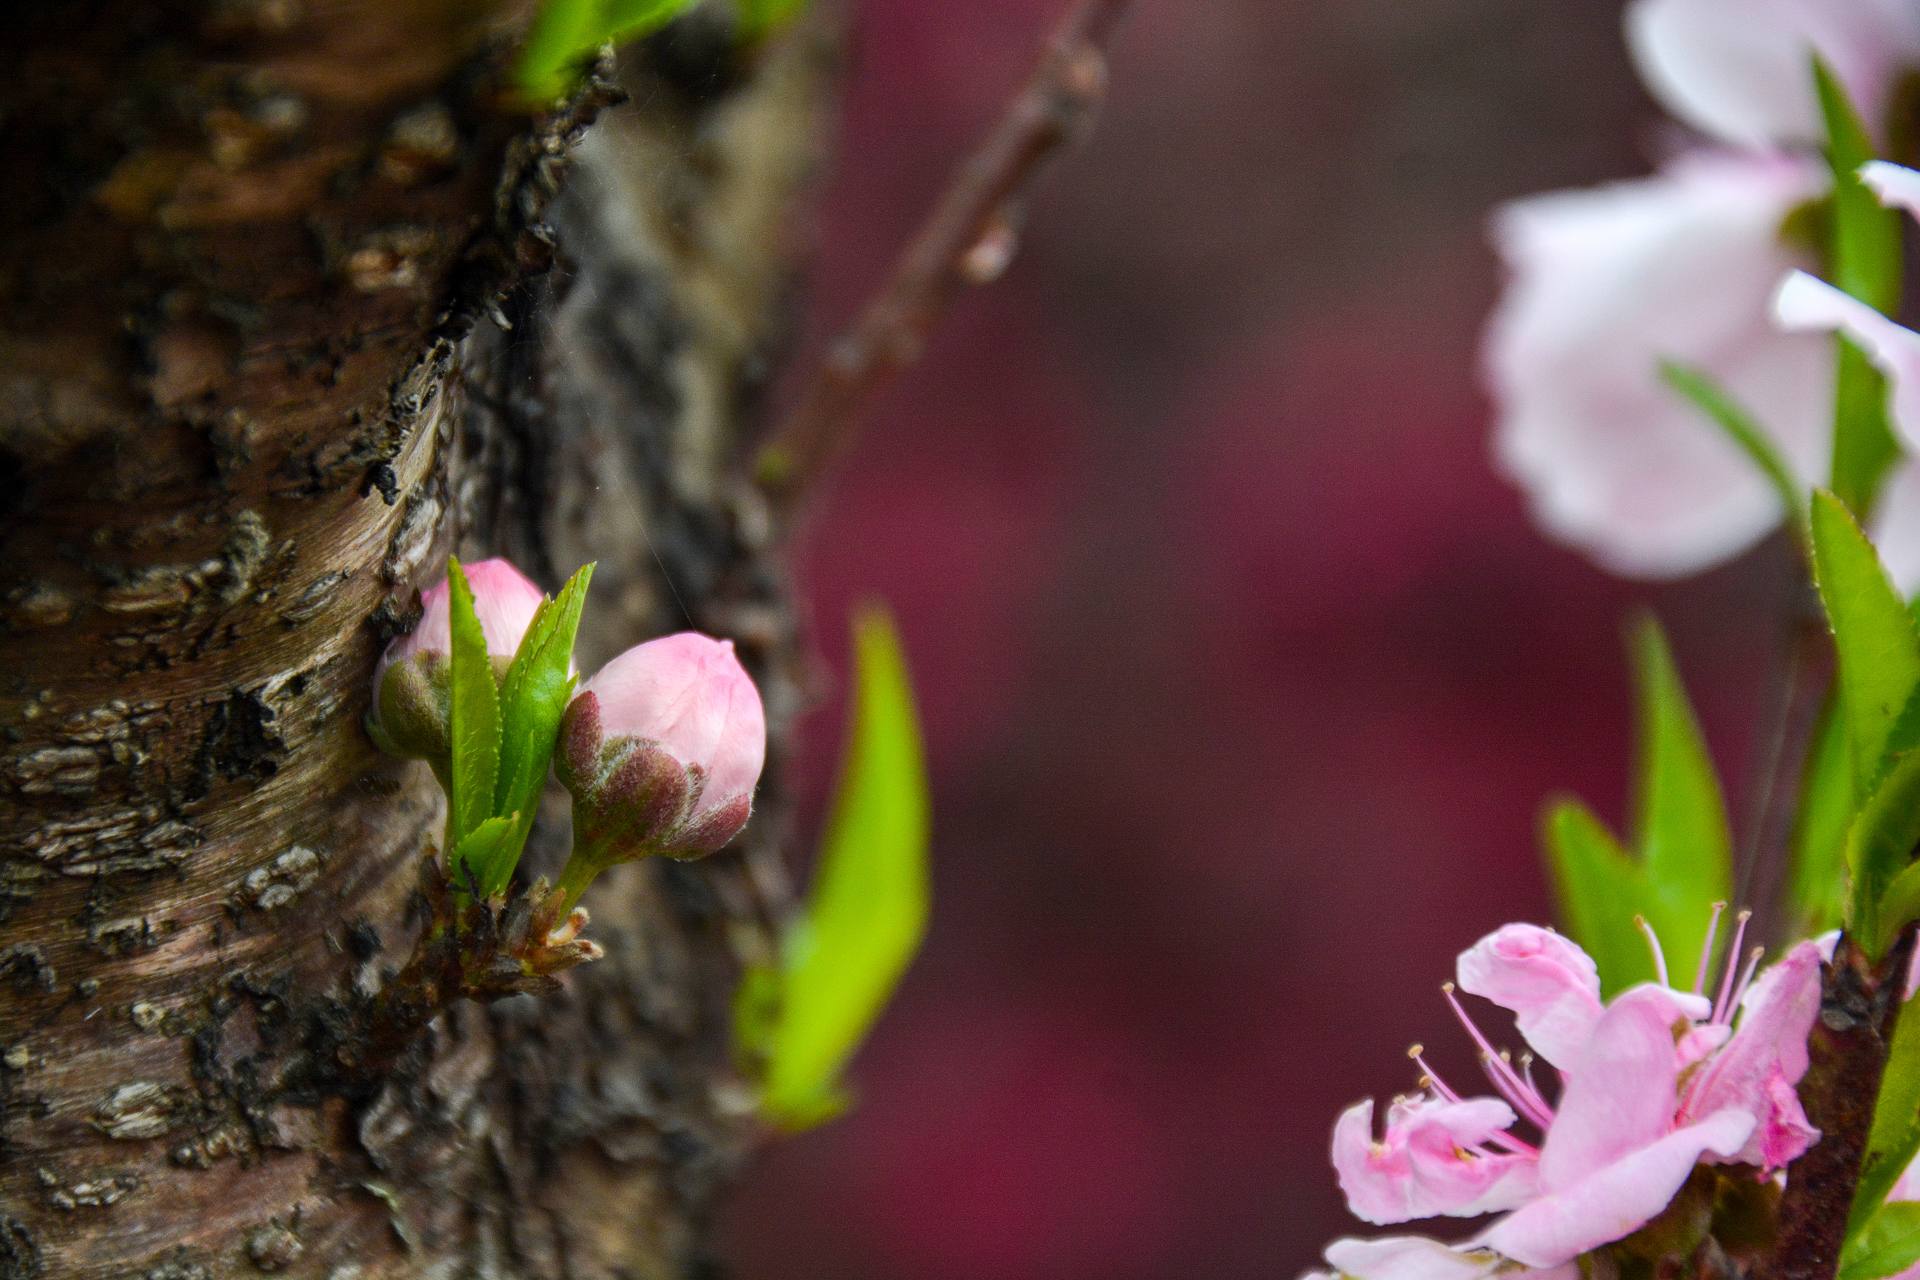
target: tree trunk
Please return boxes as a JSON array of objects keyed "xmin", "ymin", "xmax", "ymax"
[{"xmin": 0, "ymin": 3, "xmax": 831, "ymax": 1275}]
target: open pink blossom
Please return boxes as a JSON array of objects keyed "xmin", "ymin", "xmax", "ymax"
[
  {"xmin": 1326, "ymin": 913, "xmax": 1826, "ymax": 1273},
  {"xmin": 1625, "ymin": 0, "xmax": 1920, "ymax": 150},
  {"xmin": 1486, "ymin": 151, "xmax": 1830, "ymax": 578},
  {"xmin": 1334, "ymin": 1096, "xmax": 1537, "ymax": 1224},
  {"xmin": 1316, "ymin": 1234, "xmax": 1579, "ymax": 1280}
]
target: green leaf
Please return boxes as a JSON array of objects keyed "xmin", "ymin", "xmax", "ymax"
[
  {"xmin": 1629, "ymin": 615, "xmax": 1734, "ymax": 972},
  {"xmin": 1544, "ymin": 799, "xmax": 1651, "ymax": 995},
  {"xmin": 737, "ymin": 0, "xmax": 805, "ymax": 39},
  {"xmin": 1541, "ymin": 620, "xmax": 1731, "ymax": 995},
  {"xmin": 1810, "ymin": 489, "xmax": 1920, "ymax": 800},
  {"xmin": 447, "ymin": 558, "xmax": 503, "ymax": 855},
  {"xmin": 1856, "ymin": 1007, "xmax": 1920, "ymax": 1239},
  {"xmin": 1844, "ymin": 1203, "xmax": 1920, "ymax": 1280},
  {"xmin": 1788, "ymin": 697, "xmax": 1855, "ymax": 936},
  {"xmin": 518, "ymin": 0, "xmax": 700, "ymax": 100},
  {"xmin": 453, "ymin": 814, "xmax": 520, "ymax": 898},
  {"xmin": 1848, "ymin": 751, "xmax": 1920, "ymax": 954},
  {"xmin": 486, "ymin": 563, "xmax": 595, "ymax": 896},
  {"xmin": 1814, "ymin": 57, "xmax": 1903, "ymax": 509},
  {"xmin": 757, "ymin": 607, "xmax": 931, "ymax": 1131},
  {"xmin": 1660, "ymin": 361, "xmax": 1806, "ymax": 528}
]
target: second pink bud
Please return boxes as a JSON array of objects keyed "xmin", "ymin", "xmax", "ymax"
[{"xmin": 556, "ymin": 632, "xmax": 767, "ymax": 862}]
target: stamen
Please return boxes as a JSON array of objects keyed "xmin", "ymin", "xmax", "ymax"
[
  {"xmin": 1442, "ymin": 984, "xmax": 1556, "ymax": 1128},
  {"xmin": 1634, "ymin": 914, "xmax": 1671, "ymax": 987},
  {"xmin": 1411, "ymin": 1042, "xmax": 1539, "ymax": 1157},
  {"xmin": 1712, "ymin": 910, "xmax": 1752, "ymax": 1021},
  {"xmin": 1692, "ymin": 901, "xmax": 1726, "ymax": 994},
  {"xmin": 1720, "ymin": 945, "xmax": 1765, "ymax": 1023}
]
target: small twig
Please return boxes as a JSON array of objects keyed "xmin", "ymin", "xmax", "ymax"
[{"xmin": 755, "ymin": 0, "xmax": 1132, "ymax": 513}]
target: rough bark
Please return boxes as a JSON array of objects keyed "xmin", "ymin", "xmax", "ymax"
[{"xmin": 0, "ymin": 2, "xmax": 830, "ymax": 1276}]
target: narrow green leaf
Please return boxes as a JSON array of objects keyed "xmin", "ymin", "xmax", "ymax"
[
  {"xmin": 447, "ymin": 559, "xmax": 503, "ymax": 854},
  {"xmin": 1544, "ymin": 799, "xmax": 1651, "ymax": 995},
  {"xmin": 487, "ymin": 563, "xmax": 596, "ymax": 896},
  {"xmin": 1844, "ymin": 1203, "xmax": 1920, "ymax": 1280},
  {"xmin": 1788, "ymin": 698, "xmax": 1855, "ymax": 936},
  {"xmin": 1848, "ymin": 751, "xmax": 1920, "ymax": 953},
  {"xmin": 1810, "ymin": 489, "xmax": 1920, "ymax": 800},
  {"xmin": 1629, "ymin": 615, "xmax": 1734, "ymax": 975},
  {"xmin": 1660, "ymin": 361, "xmax": 1805, "ymax": 527},
  {"xmin": 518, "ymin": 0, "xmax": 700, "ymax": 99},
  {"xmin": 1856, "ymin": 1008, "xmax": 1920, "ymax": 1238},
  {"xmin": 454, "ymin": 814, "xmax": 520, "ymax": 898},
  {"xmin": 1814, "ymin": 57, "xmax": 1903, "ymax": 509},
  {"xmin": 759, "ymin": 608, "xmax": 931, "ymax": 1130}
]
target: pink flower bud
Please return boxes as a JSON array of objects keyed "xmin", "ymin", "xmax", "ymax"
[
  {"xmin": 368, "ymin": 557, "xmax": 547, "ymax": 763},
  {"xmin": 556, "ymin": 632, "xmax": 766, "ymax": 861}
]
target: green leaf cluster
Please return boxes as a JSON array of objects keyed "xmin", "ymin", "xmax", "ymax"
[
  {"xmin": 738, "ymin": 607, "xmax": 932, "ymax": 1131},
  {"xmin": 1544, "ymin": 617, "xmax": 1732, "ymax": 995},
  {"xmin": 444, "ymin": 558, "xmax": 595, "ymax": 897}
]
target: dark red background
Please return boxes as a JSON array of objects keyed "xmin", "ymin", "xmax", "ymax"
[{"xmin": 725, "ymin": 2, "xmax": 1796, "ymax": 1276}]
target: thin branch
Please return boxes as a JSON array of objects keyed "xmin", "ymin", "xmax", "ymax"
[{"xmin": 755, "ymin": 0, "xmax": 1132, "ymax": 513}]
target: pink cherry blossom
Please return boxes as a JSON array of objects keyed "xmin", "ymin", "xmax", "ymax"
[
  {"xmin": 1333, "ymin": 1096, "xmax": 1537, "ymax": 1224},
  {"xmin": 1322, "ymin": 912, "xmax": 1827, "ymax": 1274},
  {"xmin": 1486, "ymin": 151, "xmax": 1830, "ymax": 578},
  {"xmin": 1625, "ymin": 0, "xmax": 1920, "ymax": 150},
  {"xmin": 1455, "ymin": 925, "xmax": 1604, "ymax": 1071}
]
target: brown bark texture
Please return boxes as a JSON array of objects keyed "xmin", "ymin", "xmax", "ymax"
[{"xmin": 0, "ymin": 2, "xmax": 831, "ymax": 1276}]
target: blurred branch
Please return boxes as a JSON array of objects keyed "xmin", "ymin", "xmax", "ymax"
[{"xmin": 755, "ymin": 0, "xmax": 1131, "ymax": 514}]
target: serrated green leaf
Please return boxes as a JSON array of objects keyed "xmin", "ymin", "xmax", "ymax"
[
  {"xmin": 1815, "ymin": 57, "xmax": 1903, "ymax": 509},
  {"xmin": 1855, "ymin": 1008, "xmax": 1920, "ymax": 1240},
  {"xmin": 1544, "ymin": 799, "xmax": 1650, "ymax": 996},
  {"xmin": 1811, "ymin": 490, "xmax": 1920, "ymax": 803},
  {"xmin": 1848, "ymin": 751, "xmax": 1920, "ymax": 954},
  {"xmin": 485, "ymin": 563, "xmax": 595, "ymax": 896},
  {"xmin": 447, "ymin": 558, "xmax": 503, "ymax": 855},
  {"xmin": 758, "ymin": 608, "xmax": 930, "ymax": 1131},
  {"xmin": 1630, "ymin": 615, "xmax": 1734, "ymax": 975},
  {"xmin": 518, "ymin": 0, "xmax": 700, "ymax": 100},
  {"xmin": 1844, "ymin": 1203, "xmax": 1920, "ymax": 1280},
  {"xmin": 1660, "ymin": 361, "xmax": 1805, "ymax": 528},
  {"xmin": 454, "ymin": 814, "xmax": 520, "ymax": 898},
  {"xmin": 1788, "ymin": 698, "xmax": 1855, "ymax": 936}
]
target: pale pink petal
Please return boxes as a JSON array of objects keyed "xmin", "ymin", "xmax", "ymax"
[
  {"xmin": 1774, "ymin": 271, "xmax": 1920, "ymax": 453},
  {"xmin": 1486, "ymin": 151, "xmax": 1830, "ymax": 578},
  {"xmin": 1862, "ymin": 162, "xmax": 1920, "ymax": 221},
  {"xmin": 1625, "ymin": 0, "xmax": 1920, "ymax": 149},
  {"xmin": 1335, "ymin": 1097, "xmax": 1537, "ymax": 1224},
  {"xmin": 1482, "ymin": 1109, "xmax": 1755, "ymax": 1267},
  {"xmin": 1324, "ymin": 1237, "xmax": 1500, "ymax": 1280},
  {"xmin": 1538, "ymin": 985, "xmax": 1700, "ymax": 1189},
  {"xmin": 1456, "ymin": 925, "xmax": 1604, "ymax": 1070},
  {"xmin": 1870, "ymin": 462, "xmax": 1920, "ymax": 596},
  {"xmin": 1680, "ymin": 940, "xmax": 1823, "ymax": 1168}
]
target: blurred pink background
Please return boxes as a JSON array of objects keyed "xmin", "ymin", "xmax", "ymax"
[{"xmin": 724, "ymin": 2, "xmax": 1798, "ymax": 1276}]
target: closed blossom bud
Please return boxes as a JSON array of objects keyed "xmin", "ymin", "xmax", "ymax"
[
  {"xmin": 367, "ymin": 558, "xmax": 546, "ymax": 765},
  {"xmin": 556, "ymin": 632, "xmax": 766, "ymax": 864}
]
